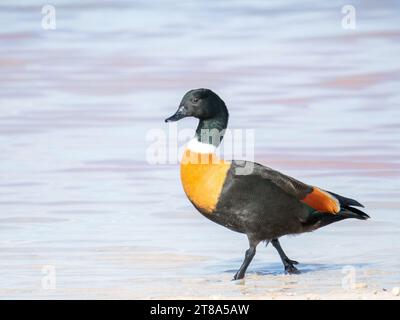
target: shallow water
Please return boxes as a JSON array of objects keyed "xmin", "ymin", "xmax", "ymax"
[{"xmin": 0, "ymin": 0, "xmax": 399, "ymax": 299}]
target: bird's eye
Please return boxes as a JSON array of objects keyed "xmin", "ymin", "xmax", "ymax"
[{"xmin": 193, "ymin": 98, "xmax": 199, "ymax": 103}]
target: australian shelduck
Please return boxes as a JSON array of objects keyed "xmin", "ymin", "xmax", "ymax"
[{"xmin": 165, "ymin": 88, "xmax": 370, "ymax": 280}]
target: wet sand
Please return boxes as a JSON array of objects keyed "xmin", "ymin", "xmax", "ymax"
[{"xmin": 0, "ymin": 0, "xmax": 399, "ymax": 299}]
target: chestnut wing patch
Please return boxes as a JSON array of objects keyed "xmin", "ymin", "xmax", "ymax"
[{"xmin": 301, "ymin": 187, "xmax": 340, "ymax": 214}]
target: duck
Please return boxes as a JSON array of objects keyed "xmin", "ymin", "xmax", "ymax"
[{"xmin": 165, "ymin": 88, "xmax": 370, "ymax": 280}]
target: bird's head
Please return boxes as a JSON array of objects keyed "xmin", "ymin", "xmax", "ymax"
[{"xmin": 165, "ymin": 88, "xmax": 228, "ymax": 123}]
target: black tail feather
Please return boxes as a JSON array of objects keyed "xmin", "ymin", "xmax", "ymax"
[
  {"xmin": 342, "ymin": 205, "xmax": 370, "ymax": 220},
  {"xmin": 327, "ymin": 190, "xmax": 364, "ymax": 208}
]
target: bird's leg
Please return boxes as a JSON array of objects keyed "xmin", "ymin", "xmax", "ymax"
[
  {"xmin": 233, "ymin": 237, "xmax": 260, "ymax": 280},
  {"xmin": 271, "ymin": 238, "xmax": 300, "ymax": 274}
]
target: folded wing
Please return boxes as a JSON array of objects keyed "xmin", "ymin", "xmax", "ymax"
[{"xmin": 239, "ymin": 161, "xmax": 367, "ymax": 217}]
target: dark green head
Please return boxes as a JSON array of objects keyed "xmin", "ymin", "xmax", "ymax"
[
  {"xmin": 165, "ymin": 88, "xmax": 229, "ymax": 145},
  {"xmin": 165, "ymin": 88, "xmax": 228, "ymax": 123}
]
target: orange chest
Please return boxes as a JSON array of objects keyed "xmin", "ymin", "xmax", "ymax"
[{"xmin": 180, "ymin": 150, "xmax": 231, "ymax": 214}]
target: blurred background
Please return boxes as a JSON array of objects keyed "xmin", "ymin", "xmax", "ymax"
[{"xmin": 0, "ymin": 0, "xmax": 399, "ymax": 299}]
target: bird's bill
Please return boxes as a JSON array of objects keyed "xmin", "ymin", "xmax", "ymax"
[{"xmin": 165, "ymin": 105, "xmax": 188, "ymax": 122}]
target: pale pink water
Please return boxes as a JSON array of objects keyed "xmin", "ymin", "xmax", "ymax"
[{"xmin": 0, "ymin": 0, "xmax": 399, "ymax": 299}]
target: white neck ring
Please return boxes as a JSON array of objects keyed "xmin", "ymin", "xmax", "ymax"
[{"xmin": 186, "ymin": 138, "xmax": 216, "ymax": 154}]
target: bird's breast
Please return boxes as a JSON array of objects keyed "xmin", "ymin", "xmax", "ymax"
[{"xmin": 180, "ymin": 149, "xmax": 231, "ymax": 214}]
